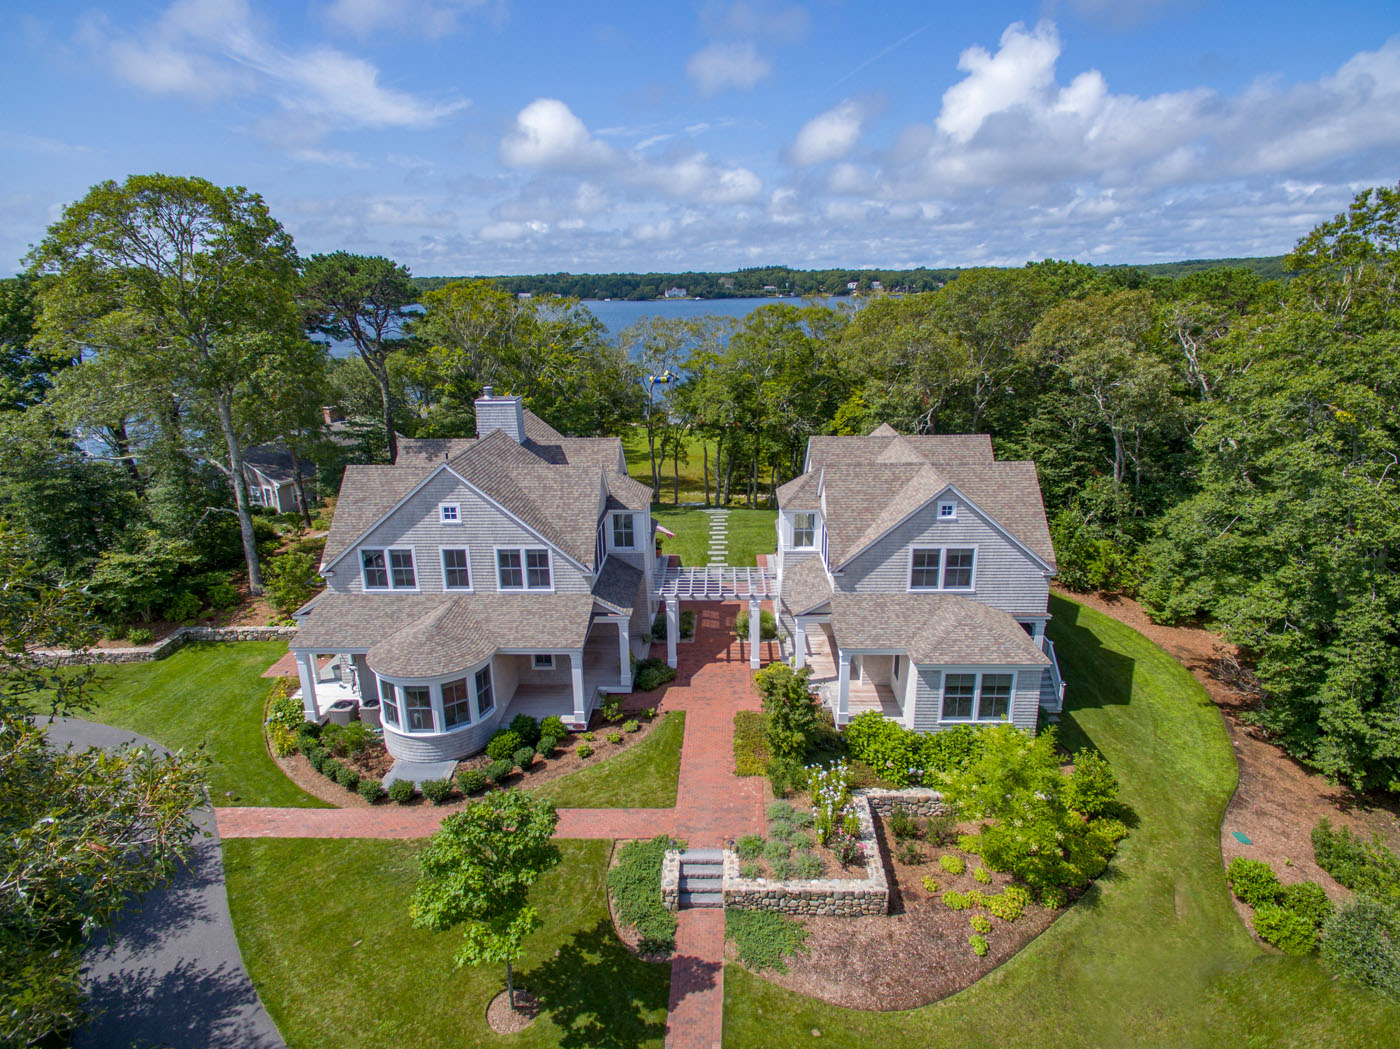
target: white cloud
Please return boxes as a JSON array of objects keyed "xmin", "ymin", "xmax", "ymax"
[
  {"xmin": 788, "ymin": 98, "xmax": 873, "ymax": 165},
  {"xmin": 701, "ymin": 1, "xmax": 809, "ymax": 42},
  {"xmin": 936, "ymin": 21, "xmax": 1061, "ymax": 143},
  {"xmin": 686, "ymin": 41, "xmax": 771, "ymax": 95},
  {"xmin": 632, "ymin": 152, "xmax": 763, "ymax": 205},
  {"xmin": 500, "ymin": 99, "xmax": 616, "ymax": 169},
  {"xmin": 320, "ymin": 0, "xmax": 499, "ymax": 39}
]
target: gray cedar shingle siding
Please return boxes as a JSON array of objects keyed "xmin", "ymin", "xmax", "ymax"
[{"xmin": 912, "ymin": 667, "xmax": 944, "ymax": 731}]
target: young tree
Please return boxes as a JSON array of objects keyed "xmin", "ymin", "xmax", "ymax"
[
  {"xmin": 410, "ymin": 791, "xmax": 560, "ymax": 1010},
  {"xmin": 303, "ymin": 252, "xmax": 417, "ymax": 463},
  {"xmin": 27, "ymin": 174, "xmax": 303, "ymax": 593}
]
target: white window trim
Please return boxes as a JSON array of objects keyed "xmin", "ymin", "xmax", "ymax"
[
  {"xmin": 398, "ymin": 683, "xmax": 437, "ymax": 734},
  {"xmin": 907, "ymin": 544, "xmax": 978, "ymax": 593},
  {"xmin": 938, "ymin": 500, "xmax": 957, "ymax": 521},
  {"xmin": 938, "ymin": 668, "xmax": 1018, "ymax": 724},
  {"xmin": 439, "ymin": 545, "xmax": 473, "ymax": 592},
  {"xmin": 791, "ymin": 510, "xmax": 818, "ymax": 551},
  {"xmin": 361, "ymin": 546, "xmax": 420, "ymax": 592},
  {"xmin": 378, "ymin": 660, "xmax": 498, "ymax": 738},
  {"xmin": 493, "ymin": 545, "xmax": 555, "ymax": 592},
  {"xmin": 611, "ymin": 512, "xmax": 636, "ymax": 550},
  {"xmin": 439, "ymin": 502, "xmax": 462, "ymax": 524},
  {"xmin": 532, "ymin": 653, "xmax": 555, "ymax": 670}
]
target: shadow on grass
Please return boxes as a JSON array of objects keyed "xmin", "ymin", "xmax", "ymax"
[
  {"xmin": 1047, "ymin": 596, "xmax": 1137, "ymax": 714},
  {"xmin": 523, "ymin": 919, "xmax": 670, "ymax": 1049}
]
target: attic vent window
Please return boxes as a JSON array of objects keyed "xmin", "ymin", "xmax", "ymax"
[
  {"xmin": 938, "ymin": 501, "xmax": 957, "ymax": 520},
  {"xmin": 440, "ymin": 503, "xmax": 461, "ymax": 524}
]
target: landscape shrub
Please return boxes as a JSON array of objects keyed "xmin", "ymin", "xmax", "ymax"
[
  {"xmin": 322, "ymin": 721, "xmax": 372, "ymax": 758},
  {"xmin": 581, "ymin": 731, "xmax": 595, "ymax": 742},
  {"xmin": 540, "ymin": 715, "xmax": 568, "ymax": 740},
  {"xmin": 266, "ymin": 684, "xmax": 303, "ymax": 730},
  {"xmin": 263, "ymin": 551, "xmax": 319, "ymax": 616},
  {"xmin": 388, "ymin": 778, "xmax": 415, "ymax": 803},
  {"xmin": 512, "ymin": 746, "xmax": 536, "ymax": 771},
  {"xmin": 535, "ymin": 736, "xmax": 558, "ymax": 758},
  {"xmin": 267, "ymin": 724, "xmax": 297, "ymax": 757},
  {"xmin": 896, "ymin": 839, "xmax": 924, "ymax": 865},
  {"xmin": 195, "ymin": 572, "xmax": 239, "ymax": 611},
  {"xmin": 296, "ymin": 719, "xmax": 322, "ymax": 743},
  {"xmin": 970, "ymin": 913, "xmax": 992, "ymax": 934},
  {"xmin": 1279, "ymin": 881, "xmax": 1334, "ymax": 930},
  {"xmin": 969, "ymin": 934, "xmax": 989, "ymax": 956},
  {"xmin": 576, "ymin": 744, "xmax": 593, "ymax": 759},
  {"xmin": 736, "ymin": 835, "xmax": 765, "ymax": 860},
  {"xmin": 334, "ymin": 763, "xmax": 359, "ymax": 791},
  {"xmin": 926, "ymin": 810, "xmax": 956, "ymax": 845},
  {"xmin": 1312, "ymin": 818, "xmax": 1400, "ymax": 902},
  {"xmin": 1065, "ymin": 749, "xmax": 1120, "ymax": 818},
  {"xmin": 606, "ymin": 732, "xmax": 623, "ymax": 745},
  {"xmin": 1320, "ymin": 896, "xmax": 1400, "ymax": 1000},
  {"xmin": 357, "ymin": 777, "xmax": 384, "ymax": 803},
  {"xmin": 162, "ymin": 590, "xmax": 202, "ymax": 623},
  {"xmin": 85, "ymin": 534, "xmax": 201, "ymax": 624},
  {"xmin": 508, "ymin": 714, "xmax": 541, "ymax": 747},
  {"xmin": 918, "ymin": 725, "xmax": 985, "ymax": 775},
  {"xmin": 600, "ymin": 697, "xmax": 624, "ymax": 722},
  {"xmin": 485, "ymin": 759, "xmax": 512, "ymax": 783},
  {"xmin": 787, "ymin": 831, "xmax": 814, "ymax": 851},
  {"xmin": 944, "ymin": 891, "xmax": 975, "ymax": 910},
  {"xmin": 889, "ymin": 805, "xmax": 921, "ymax": 841},
  {"xmin": 725, "ymin": 910, "xmax": 809, "ymax": 973},
  {"xmin": 128, "ymin": 627, "xmax": 154, "ymax": 645},
  {"xmin": 633, "ymin": 658, "xmax": 677, "ymax": 693},
  {"xmin": 754, "ymin": 663, "xmax": 821, "ymax": 766},
  {"xmin": 973, "ymin": 866, "xmax": 993, "ymax": 885},
  {"xmin": 768, "ymin": 820, "xmax": 796, "ymax": 842},
  {"xmin": 791, "ymin": 852, "xmax": 823, "ymax": 878},
  {"xmin": 843, "ymin": 711, "xmax": 917, "ymax": 786},
  {"xmin": 763, "ymin": 838, "xmax": 791, "ymax": 863},
  {"xmin": 485, "ymin": 730, "xmax": 523, "ymax": 762},
  {"xmin": 766, "ymin": 801, "xmax": 797, "ymax": 824},
  {"xmin": 420, "ymin": 778, "xmax": 454, "ymax": 805},
  {"xmin": 940, "ymin": 854, "xmax": 966, "ymax": 876},
  {"xmin": 733, "ymin": 607, "xmax": 778, "ymax": 640},
  {"xmin": 456, "ymin": 769, "xmax": 487, "ymax": 795},
  {"xmin": 740, "ymin": 861, "xmax": 761, "ymax": 879},
  {"xmin": 1226, "ymin": 857, "xmax": 1282, "ymax": 909},
  {"xmin": 921, "ymin": 876, "xmax": 939, "ymax": 895},
  {"xmin": 306, "ymin": 746, "xmax": 329, "ymax": 773},
  {"xmin": 985, "ymin": 885, "xmax": 1030, "ymax": 922},
  {"xmin": 106, "ymin": 621, "xmax": 130, "ymax": 641},
  {"xmin": 1253, "ymin": 902, "xmax": 1321, "ymax": 954},
  {"xmin": 623, "ymin": 719, "xmax": 641, "ymax": 733},
  {"xmin": 808, "ymin": 762, "xmax": 854, "ymax": 845},
  {"xmin": 649, "ymin": 609, "xmax": 695, "ymax": 641},
  {"xmin": 607, "ymin": 836, "xmax": 683, "ymax": 953},
  {"xmin": 766, "ymin": 757, "xmax": 806, "ymax": 797},
  {"xmin": 769, "ymin": 857, "xmax": 794, "ymax": 880},
  {"xmin": 830, "ymin": 827, "xmax": 864, "ymax": 866},
  {"xmin": 643, "ymin": 707, "xmax": 656, "ymax": 719}
]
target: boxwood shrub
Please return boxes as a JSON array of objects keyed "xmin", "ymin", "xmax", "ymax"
[
  {"xmin": 1226, "ymin": 857, "xmax": 1281, "ymax": 909},
  {"xmin": 634, "ymin": 657, "xmax": 677, "ymax": 693},
  {"xmin": 387, "ymin": 778, "xmax": 415, "ymax": 803},
  {"xmin": 513, "ymin": 746, "xmax": 536, "ymax": 771},
  {"xmin": 421, "ymin": 778, "xmax": 454, "ymax": 805},
  {"xmin": 485, "ymin": 730, "xmax": 524, "ymax": 761},
  {"xmin": 509, "ymin": 714, "xmax": 541, "ymax": 747},
  {"xmin": 540, "ymin": 715, "xmax": 568, "ymax": 739},
  {"xmin": 536, "ymin": 735, "xmax": 558, "ymax": 758},
  {"xmin": 456, "ymin": 768, "xmax": 487, "ymax": 795},
  {"xmin": 357, "ymin": 777, "xmax": 384, "ymax": 803},
  {"xmin": 485, "ymin": 759, "xmax": 512, "ymax": 783},
  {"xmin": 1253, "ymin": 901, "xmax": 1321, "ymax": 954},
  {"xmin": 1320, "ymin": 896, "xmax": 1400, "ymax": 1000}
]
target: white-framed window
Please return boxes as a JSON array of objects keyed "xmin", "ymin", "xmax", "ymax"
[
  {"xmin": 792, "ymin": 512, "xmax": 816, "ymax": 549},
  {"xmin": 263, "ymin": 487, "xmax": 275, "ymax": 506},
  {"xmin": 441, "ymin": 548, "xmax": 472, "ymax": 590},
  {"xmin": 442, "ymin": 677, "xmax": 471, "ymax": 729},
  {"xmin": 402, "ymin": 685, "xmax": 434, "ymax": 733},
  {"xmin": 475, "ymin": 665, "xmax": 494, "ymax": 716},
  {"xmin": 908, "ymin": 546, "xmax": 975, "ymax": 591},
  {"xmin": 941, "ymin": 671, "xmax": 1016, "ymax": 722},
  {"xmin": 439, "ymin": 502, "xmax": 461, "ymax": 524},
  {"xmin": 938, "ymin": 500, "xmax": 957, "ymax": 521},
  {"xmin": 533, "ymin": 654, "xmax": 555, "ymax": 670},
  {"xmin": 362, "ymin": 547, "xmax": 417, "ymax": 590},
  {"xmin": 496, "ymin": 547, "xmax": 552, "ymax": 590},
  {"xmin": 612, "ymin": 513, "xmax": 635, "ymax": 549},
  {"xmin": 249, "ymin": 486, "xmax": 264, "ymax": 506},
  {"xmin": 379, "ymin": 679, "xmax": 400, "ymax": 728}
]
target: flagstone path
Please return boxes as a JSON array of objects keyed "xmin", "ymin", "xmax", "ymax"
[{"xmin": 216, "ymin": 600, "xmax": 775, "ymax": 1049}]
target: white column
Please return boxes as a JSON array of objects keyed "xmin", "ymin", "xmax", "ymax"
[
  {"xmin": 837, "ymin": 651, "xmax": 851, "ymax": 726},
  {"xmin": 570, "ymin": 649, "xmax": 587, "ymax": 726},
  {"xmin": 748, "ymin": 598, "xmax": 762, "ymax": 669},
  {"xmin": 793, "ymin": 618, "xmax": 807, "ymax": 670},
  {"xmin": 295, "ymin": 651, "xmax": 319, "ymax": 720},
  {"xmin": 617, "ymin": 619, "xmax": 632, "ymax": 690},
  {"xmin": 665, "ymin": 597, "xmax": 679, "ymax": 669}
]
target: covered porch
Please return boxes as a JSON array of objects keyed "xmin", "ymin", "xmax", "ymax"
[
  {"xmin": 500, "ymin": 615, "xmax": 650, "ymax": 726},
  {"xmin": 795, "ymin": 619, "xmax": 909, "ymax": 726},
  {"xmin": 292, "ymin": 651, "xmax": 368, "ymax": 721}
]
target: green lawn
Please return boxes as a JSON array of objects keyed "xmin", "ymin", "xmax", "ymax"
[
  {"xmin": 654, "ymin": 508, "xmax": 712, "ymax": 567},
  {"xmin": 723, "ymin": 595, "xmax": 1400, "ymax": 1048},
  {"xmin": 623, "ymin": 427, "xmax": 712, "ymax": 504},
  {"xmin": 76, "ymin": 641, "xmax": 324, "ymax": 808},
  {"xmin": 529, "ymin": 712, "xmax": 685, "ymax": 809},
  {"xmin": 653, "ymin": 507, "xmax": 777, "ymax": 568},
  {"xmin": 724, "ymin": 509, "xmax": 778, "ymax": 566},
  {"xmin": 224, "ymin": 838, "xmax": 669, "ymax": 1049}
]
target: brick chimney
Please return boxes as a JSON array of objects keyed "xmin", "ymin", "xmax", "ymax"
[{"xmin": 474, "ymin": 386, "xmax": 526, "ymax": 443}]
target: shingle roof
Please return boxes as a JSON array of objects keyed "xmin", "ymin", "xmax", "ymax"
[
  {"xmin": 775, "ymin": 469, "xmax": 822, "ymax": 506},
  {"xmin": 779, "ymin": 556, "xmax": 832, "ymax": 617},
  {"xmin": 828, "ymin": 593, "xmax": 1050, "ymax": 667},
  {"xmin": 592, "ymin": 557, "xmax": 644, "ymax": 613},
  {"xmin": 321, "ymin": 464, "xmax": 437, "ymax": 568},
  {"xmin": 805, "ymin": 432, "xmax": 994, "ymax": 470},
  {"xmin": 243, "ymin": 444, "xmax": 316, "ymax": 484}
]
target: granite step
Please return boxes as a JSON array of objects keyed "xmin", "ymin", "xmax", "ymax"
[{"xmin": 679, "ymin": 890, "xmax": 723, "ymax": 908}]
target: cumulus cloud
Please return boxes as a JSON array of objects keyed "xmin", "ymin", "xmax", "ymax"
[
  {"xmin": 686, "ymin": 41, "xmax": 771, "ymax": 95},
  {"xmin": 788, "ymin": 98, "xmax": 876, "ymax": 165},
  {"xmin": 500, "ymin": 99, "xmax": 616, "ymax": 169}
]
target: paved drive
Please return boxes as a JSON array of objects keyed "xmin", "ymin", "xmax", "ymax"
[{"xmin": 44, "ymin": 718, "xmax": 285, "ymax": 1049}]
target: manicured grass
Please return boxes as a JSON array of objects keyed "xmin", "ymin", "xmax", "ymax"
[
  {"xmin": 725, "ymin": 508, "xmax": 779, "ymax": 566},
  {"xmin": 724, "ymin": 595, "xmax": 1400, "ymax": 1047},
  {"xmin": 528, "ymin": 712, "xmax": 685, "ymax": 808},
  {"xmin": 76, "ymin": 642, "xmax": 323, "ymax": 808},
  {"xmin": 623, "ymin": 427, "xmax": 712, "ymax": 504},
  {"xmin": 652, "ymin": 507, "xmax": 778, "ymax": 568},
  {"xmin": 654, "ymin": 507, "xmax": 711, "ymax": 566},
  {"xmin": 224, "ymin": 838, "xmax": 669, "ymax": 1049}
]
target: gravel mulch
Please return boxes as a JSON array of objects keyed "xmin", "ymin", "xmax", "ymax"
[{"xmin": 486, "ymin": 990, "xmax": 538, "ymax": 1033}]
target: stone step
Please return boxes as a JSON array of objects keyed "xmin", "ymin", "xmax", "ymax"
[
  {"xmin": 679, "ymin": 890, "xmax": 723, "ymax": 908},
  {"xmin": 681, "ymin": 876, "xmax": 722, "ymax": 894},
  {"xmin": 679, "ymin": 863, "xmax": 723, "ymax": 879},
  {"xmin": 679, "ymin": 847, "xmax": 724, "ymax": 862}
]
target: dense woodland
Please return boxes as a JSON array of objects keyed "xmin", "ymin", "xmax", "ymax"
[{"xmin": 2, "ymin": 174, "xmax": 1397, "ymax": 796}]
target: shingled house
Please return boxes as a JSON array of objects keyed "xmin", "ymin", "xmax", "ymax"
[
  {"xmin": 775, "ymin": 425, "xmax": 1065, "ymax": 731},
  {"xmin": 290, "ymin": 389, "xmax": 656, "ymax": 762}
]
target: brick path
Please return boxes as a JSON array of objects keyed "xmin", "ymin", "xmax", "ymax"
[{"xmin": 216, "ymin": 600, "xmax": 774, "ymax": 1049}]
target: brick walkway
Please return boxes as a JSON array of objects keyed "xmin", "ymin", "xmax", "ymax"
[{"xmin": 216, "ymin": 600, "xmax": 774, "ymax": 1049}]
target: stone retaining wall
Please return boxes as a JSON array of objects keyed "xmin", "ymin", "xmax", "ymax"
[
  {"xmin": 31, "ymin": 625, "xmax": 297, "ymax": 666},
  {"xmin": 661, "ymin": 788, "xmax": 950, "ymax": 917}
]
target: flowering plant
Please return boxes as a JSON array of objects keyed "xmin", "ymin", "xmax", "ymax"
[
  {"xmin": 830, "ymin": 826, "xmax": 865, "ymax": 866},
  {"xmin": 807, "ymin": 761, "xmax": 853, "ymax": 846}
]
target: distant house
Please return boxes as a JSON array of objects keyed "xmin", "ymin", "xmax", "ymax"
[
  {"xmin": 846, "ymin": 281, "xmax": 860, "ymax": 291},
  {"xmin": 762, "ymin": 284, "xmax": 779, "ymax": 293},
  {"xmin": 242, "ymin": 447, "xmax": 315, "ymax": 514},
  {"xmin": 720, "ymin": 277, "xmax": 736, "ymax": 289},
  {"xmin": 870, "ymin": 280, "xmax": 883, "ymax": 291},
  {"xmin": 664, "ymin": 287, "xmax": 688, "ymax": 298},
  {"xmin": 775, "ymin": 424, "xmax": 1066, "ymax": 733}
]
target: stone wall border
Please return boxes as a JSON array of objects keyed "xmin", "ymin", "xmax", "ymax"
[
  {"xmin": 30, "ymin": 625, "xmax": 297, "ymax": 667},
  {"xmin": 660, "ymin": 851, "xmax": 681, "ymax": 911}
]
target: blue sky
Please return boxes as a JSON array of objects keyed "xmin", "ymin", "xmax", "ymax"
[{"xmin": 3, "ymin": 0, "xmax": 1398, "ymax": 276}]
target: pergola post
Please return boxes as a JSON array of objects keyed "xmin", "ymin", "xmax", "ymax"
[
  {"xmin": 295, "ymin": 651, "xmax": 319, "ymax": 721},
  {"xmin": 748, "ymin": 598, "xmax": 762, "ymax": 669},
  {"xmin": 665, "ymin": 597, "xmax": 679, "ymax": 669},
  {"xmin": 793, "ymin": 618, "xmax": 807, "ymax": 670},
  {"xmin": 837, "ymin": 651, "xmax": 851, "ymax": 726},
  {"xmin": 617, "ymin": 619, "xmax": 632, "ymax": 690},
  {"xmin": 570, "ymin": 648, "xmax": 588, "ymax": 726}
]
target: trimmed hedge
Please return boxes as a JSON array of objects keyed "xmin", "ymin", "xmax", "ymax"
[
  {"xmin": 634, "ymin": 657, "xmax": 677, "ymax": 693},
  {"xmin": 485, "ymin": 730, "xmax": 523, "ymax": 762},
  {"xmin": 843, "ymin": 712, "xmax": 983, "ymax": 787},
  {"xmin": 1225, "ymin": 857, "xmax": 1281, "ymax": 909}
]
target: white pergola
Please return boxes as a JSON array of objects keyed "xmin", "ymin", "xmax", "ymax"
[{"xmin": 653, "ymin": 565, "xmax": 777, "ymax": 669}]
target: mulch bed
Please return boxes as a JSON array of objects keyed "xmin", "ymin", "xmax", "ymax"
[
  {"xmin": 733, "ymin": 815, "xmax": 1059, "ymax": 1010},
  {"xmin": 486, "ymin": 990, "xmax": 538, "ymax": 1033},
  {"xmin": 1055, "ymin": 587, "xmax": 1400, "ymax": 920},
  {"xmin": 737, "ymin": 792, "xmax": 859, "ymax": 879}
]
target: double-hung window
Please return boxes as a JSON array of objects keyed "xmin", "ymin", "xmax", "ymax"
[
  {"xmin": 792, "ymin": 512, "xmax": 816, "ymax": 549},
  {"xmin": 379, "ymin": 679, "xmax": 400, "ymax": 728},
  {"xmin": 442, "ymin": 678, "xmax": 471, "ymax": 729},
  {"xmin": 497, "ymin": 547, "xmax": 552, "ymax": 590},
  {"xmin": 474, "ymin": 666, "xmax": 494, "ymax": 716},
  {"xmin": 362, "ymin": 549, "xmax": 389, "ymax": 589},
  {"xmin": 943, "ymin": 548, "xmax": 974, "ymax": 589},
  {"xmin": 942, "ymin": 673, "xmax": 976, "ymax": 719},
  {"xmin": 363, "ymin": 547, "xmax": 416, "ymax": 590},
  {"xmin": 612, "ymin": 513, "xmax": 635, "ymax": 549},
  {"xmin": 978, "ymin": 674, "xmax": 1013, "ymax": 721},
  {"xmin": 941, "ymin": 671, "xmax": 1014, "ymax": 722},
  {"xmin": 442, "ymin": 548, "xmax": 471, "ymax": 590},
  {"xmin": 533, "ymin": 654, "xmax": 555, "ymax": 670},
  {"xmin": 910, "ymin": 548, "xmax": 942, "ymax": 589},
  {"xmin": 525, "ymin": 549, "xmax": 551, "ymax": 589},
  {"xmin": 390, "ymin": 549, "xmax": 417, "ymax": 589},
  {"xmin": 403, "ymin": 686, "xmax": 433, "ymax": 733}
]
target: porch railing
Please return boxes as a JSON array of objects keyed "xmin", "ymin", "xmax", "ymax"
[{"xmin": 1043, "ymin": 636, "xmax": 1066, "ymax": 711}]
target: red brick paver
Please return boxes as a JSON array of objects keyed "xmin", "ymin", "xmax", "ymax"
[{"xmin": 665, "ymin": 908, "xmax": 726, "ymax": 1049}]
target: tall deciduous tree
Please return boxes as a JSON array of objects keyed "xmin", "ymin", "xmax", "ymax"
[
  {"xmin": 27, "ymin": 174, "xmax": 302, "ymax": 593},
  {"xmin": 410, "ymin": 792, "xmax": 560, "ymax": 1011},
  {"xmin": 303, "ymin": 252, "xmax": 417, "ymax": 463}
]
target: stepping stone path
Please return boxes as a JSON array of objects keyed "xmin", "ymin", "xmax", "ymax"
[{"xmin": 703, "ymin": 508, "xmax": 728, "ymax": 566}]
